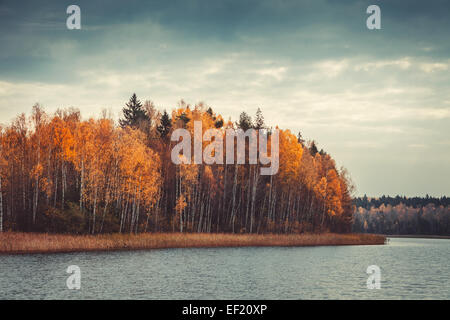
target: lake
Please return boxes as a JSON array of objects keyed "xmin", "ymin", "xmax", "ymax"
[{"xmin": 0, "ymin": 237, "xmax": 449, "ymax": 299}]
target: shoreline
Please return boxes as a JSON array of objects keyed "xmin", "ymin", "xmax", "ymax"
[
  {"xmin": 386, "ymin": 234, "xmax": 450, "ymax": 239},
  {"xmin": 0, "ymin": 232, "xmax": 386, "ymax": 255}
]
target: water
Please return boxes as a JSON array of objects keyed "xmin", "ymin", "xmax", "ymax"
[{"xmin": 0, "ymin": 237, "xmax": 449, "ymax": 299}]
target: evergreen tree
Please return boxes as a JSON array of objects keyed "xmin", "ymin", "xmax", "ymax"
[
  {"xmin": 206, "ymin": 107, "xmax": 214, "ymax": 119},
  {"xmin": 254, "ymin": 107, "xmax": 265, "ymax": 130},
  {"xmin": 297, "ymin": 131, "xmax": 305, "ymax": 145},
  {"xmin": 214, "ymin": 119, "xmax": 224, "ymax": 128},
  {"xmin": 310, "ymin": 141, "xmax": 319, "ymax": 156},
  {"xmin": 157, "ymin": 110, "xmax": 172, "ymax": 137},
  {"xmin": 236, "ymin": 112, "xmax": 253, "ymax": 131},
  {"xmin": 176, "ymin": 112, "xmax": 190, "ymax": 125},
  {"xmin": 119, "ymin": 93, "xmax": 149, "ymax": 128}
]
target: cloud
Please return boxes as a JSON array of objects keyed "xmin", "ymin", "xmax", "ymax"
[
  {"xmin": 354, "ymin": 58, "xmax": 412, "ymax": 71},
  {"xmin": 0, "ymin": 0, "xmax": 449, "ymax": 196},
  {"xmin": 312, "ymin": 60, "xmax": 349, "ymax": 78},
  {"xmin": 419, "ymin": 62, "xmax": 449, "ymax": 73}
]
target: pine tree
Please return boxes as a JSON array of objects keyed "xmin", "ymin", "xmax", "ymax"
[
  {"xmin": 119, "ymin": 93, "xmax": 149, "ymax": 128},
  {"xmin": 254, "ymin": 108, "xmax": 265, "ymax": 130},
  {"xmin": 236, "ymin": 112, "xmax": 253, "ymax": 131},
  {"xmin": 310, "ymin": 141, "xmax": 319, "ymax": 156},
  {"xmin": 157, "ymin": 110, "xmax": 172, "ymax": 137},
  {"xmin": 297, "ymin": 131, "xmax": 305, "ymax": 145},
  {"xmin": 214, "ymin": 119, "xmax": 224, "ymax": 128},
  {"xmin": 176, "ymin": 112, "xmax": 190, "ymax": 125}
]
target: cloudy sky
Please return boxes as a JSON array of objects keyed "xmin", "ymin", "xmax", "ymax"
[{"xmin": 0, "ymin": 0, "xmax": 449, "ymax": 197}]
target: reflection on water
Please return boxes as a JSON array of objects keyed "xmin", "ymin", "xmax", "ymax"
[{"xmin": 0, "ymin": 238, "xmax": 449, "ymax": 299}]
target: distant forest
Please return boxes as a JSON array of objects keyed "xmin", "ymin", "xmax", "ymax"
[
  {"xmin": 0, "ymin": 94, "xmax": 354, "ymax": 234},
  {"xmin": 353, "ymin": 196, "xmax": 450, "ymax": 235}
]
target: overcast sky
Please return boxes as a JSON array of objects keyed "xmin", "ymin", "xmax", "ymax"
[{"xmin": 0, "ymin": 0, "xmax": 449, "ymax": 197}]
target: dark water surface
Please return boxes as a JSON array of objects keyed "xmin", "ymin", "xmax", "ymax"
[{"xmin": 1, "ymin": 237, "xmax": 449, "ymax": 299}]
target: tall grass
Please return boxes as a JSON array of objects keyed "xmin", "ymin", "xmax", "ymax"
[{"xmin": 0, "ymin": 232, "xmax": 386, "ymax": 254}]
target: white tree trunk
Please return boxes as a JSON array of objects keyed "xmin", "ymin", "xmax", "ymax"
[
  {"xmin": 0, "ymin": 175, "xmax": 3, "ymax": 232},
  {"xmin": 80, "ymin": 159, "xmax": 84, "ymax": 211},
  {"xmin": 92, "ymin": 185, "xmax": 98, "ymax": 234}
]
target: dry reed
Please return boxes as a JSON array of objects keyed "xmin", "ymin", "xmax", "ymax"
[{"xmin": 0, "ymin": 232, "xmax": 386, "ymax": 254}]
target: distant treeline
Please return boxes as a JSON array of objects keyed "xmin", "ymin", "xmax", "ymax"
[
  {"xmin": 353, "ymin": 196, "xmax": 450, "ymax": 235},
  {"xmin": 0, "ymin": 94, "xmax": 353, "ymax": 234},
  {"xmin": 354, "ymin": 195, "xmax": 450, "ymax": 209}
]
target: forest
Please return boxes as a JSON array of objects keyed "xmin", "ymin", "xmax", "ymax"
[
  {"xmin": 353, "ymin": 196, "xmax": 450, "ymax": 235},
  {"xmin": 0, "ymin": 94, "xmax": 354, "ymax": 234}
]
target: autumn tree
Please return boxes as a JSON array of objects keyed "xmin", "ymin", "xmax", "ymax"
[{"xmin": 0, "ymin": 102, "xmax": 355, "ymax": 235}]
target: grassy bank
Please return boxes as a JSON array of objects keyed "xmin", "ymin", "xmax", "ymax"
[{"xmin": 0, "ymin": 232, "xmax": 386, "ymax": 254}]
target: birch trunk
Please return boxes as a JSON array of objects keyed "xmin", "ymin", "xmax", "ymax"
[
  {"xmin": 80, "ymin": 159, "xmax": 84, "ymax": 211},
  {"xmin": 250, "ymin": 165, "xmax": 259, "ymax": 233},
  {"xmin": 32, "ymin": 136, "xmax": 40, "ymax": 225},
  {"xmin": 245, "ymin": 166, "xmax": 251, "ymax": 231},
  {"xmin": 0, "ymin": 175, "xmax": 3, "ymax": 232},
  {"xmin": 92, "ymin": 185, "xmax": 98, "ymax": 234},
  {"xmin": 61, "ymin": 161, "xmax": 65, "ymax": 209},
  {"xmin": 229, "ymin": 164, "xmax": 238, "ymax": 232}
]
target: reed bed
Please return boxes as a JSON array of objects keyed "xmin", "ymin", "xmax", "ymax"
[{"xmin": 0, "ymin": 232, "xmax": 386, "ymax": 254}]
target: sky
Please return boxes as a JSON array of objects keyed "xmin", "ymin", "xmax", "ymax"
[{"xmin": 0, "ymin": 0, "xmax": 449, "ymax": 197}]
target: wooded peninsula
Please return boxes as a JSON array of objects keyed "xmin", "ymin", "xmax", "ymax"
[{"xmin": 0, "ymin": 94, "xmax": 384, "ymax": 251}]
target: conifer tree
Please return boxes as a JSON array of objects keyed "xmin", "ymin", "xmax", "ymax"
[
  {"xmin": 237, "ymin": 112, "xmax": 253, "ymax": 131},
  {"xmin": 119, "ymin": 93, "xmax": 149, "ymax": 129},
  {"xmin": 310, "ymin": 141, "xmax": 319, "ymax": 156},
  {"xmin": 254, "ymin": 108, "xmax": 265, "ymax": 130},
  {"xmin": 157, "ymin": 110, "xmax": 172, "ymax": 138}
]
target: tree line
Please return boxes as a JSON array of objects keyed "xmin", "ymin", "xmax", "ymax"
[
  {"xmin": 354, "ymin": 195, "xmax": 450, "ymax": 209},
  {"xmin": 353, "ymin": 196, "xmax": 450, "ymax": 235},
  {"xmin": 0, "ymin": 94, "xmax": 354, "ymax": 234}
]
